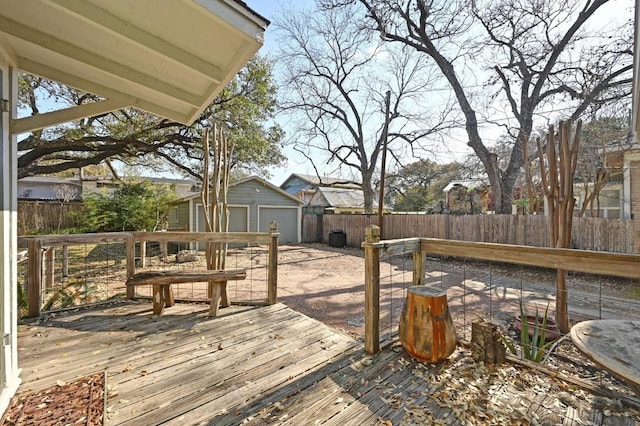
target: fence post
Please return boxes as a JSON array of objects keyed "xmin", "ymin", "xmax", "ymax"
[
  {"xmin": 27, "ymin": 239, "xmax": 43, "ymax": 317},
  {"xmin": 43, "ymin": 247, "xmax": 55, "ymax": 290},
  {"xmin": 62, "ymin": 245, "xmax": 69, "ymax": 280},
  {"xmin": 363, "ymin": 225, "xmax": 380, "ymax": 354},
  {"xmin": 413, "ymin": 248, "xmax": 425, "ymax": 286},
  {"xmin": 268, "ymin": 222, "xmax": 279, "ymax": 305},
  {"xmin": 125, "ymin": 234, "xmax": 135, "ymax": 299}
]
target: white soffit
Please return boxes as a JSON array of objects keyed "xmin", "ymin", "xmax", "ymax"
[{"xmin": 0, "ymin": 0, "xmax": 268, "ymax": 126}]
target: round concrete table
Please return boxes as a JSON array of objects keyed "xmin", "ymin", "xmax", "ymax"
[{"xmin": 570, "ymin": 319, "xmax": 640, "ymax": 396}]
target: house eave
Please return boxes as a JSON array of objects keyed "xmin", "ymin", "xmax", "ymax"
[{"xmin": 1, "ymin": 0, "xmax": 268, "ymax": 130}]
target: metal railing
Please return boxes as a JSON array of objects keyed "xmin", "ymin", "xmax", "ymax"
[
  {"xmin": 18, "ymin": 227, "xmax": 279, "ymax": 317},
  {"xmin": 361, "ymin": 225, "xmax": 640, "ymax": 355}
]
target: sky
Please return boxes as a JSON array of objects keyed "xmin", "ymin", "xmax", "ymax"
[
  {"xmin": 244, "ymin": 0, "xmax": 324, "ymax": 186},
  {"xmin": 244, "ymin": 0, "xmax": 477, "ymax": 186}
]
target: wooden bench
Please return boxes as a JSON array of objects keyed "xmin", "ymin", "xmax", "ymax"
[{"xmin": 126, "ymin": 269, "xmax": 247, "ymax": 316}]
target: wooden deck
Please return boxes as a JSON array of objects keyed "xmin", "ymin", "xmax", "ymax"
[{"xmin": 16, "ymin": 302, "xmax": 640, "ymax": 425}]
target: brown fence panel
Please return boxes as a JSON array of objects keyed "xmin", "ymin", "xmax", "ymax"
[
  {"xmin": 18, "ymin": 200, "xmax": 85, "ymax": 235},
  {"xmin": 302, "ymin": 214, "xmax": 320, "ymax": 242},
  {"xmin": 306, "ymin": 213, "xmax": 635, "ymax": 253}
]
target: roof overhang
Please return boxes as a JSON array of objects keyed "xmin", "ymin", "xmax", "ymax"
[{"xmin": 0, "ymin": 0, "xmax": 268, "ymax": 131}]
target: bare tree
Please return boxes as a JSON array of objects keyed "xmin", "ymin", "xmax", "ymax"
[
  {"xmin": 335, "ymin": 0, "xmax": 633, "ymax": 213},
  {"xmin": 276, "ymin": 2, "xmax": 453, "ymax": 213},
  {"xmin": 53, "ymin": 184, "xmax": 79, "ymax": 231}
]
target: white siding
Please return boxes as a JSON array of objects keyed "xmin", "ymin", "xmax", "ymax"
[{"xmin": 0, "ymin": 65, "xmax": 21, "ymax": 416}]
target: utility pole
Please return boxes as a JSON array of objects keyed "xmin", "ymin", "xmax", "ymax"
[{"xmin": 378, "ymin": 91, "xmax": 391, "ymax": 238}]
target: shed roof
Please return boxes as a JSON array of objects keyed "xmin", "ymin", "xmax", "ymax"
[
  {"xmin": 1, "ymin": 0, "xmax": 268, "ymax": 129},
  {"xmin": 18, "ymin": 176, "xmax": 81, "ymax": 186},
  {"xmin": 281, "ymin": 173, "xmax": 361, "ymax": 187},
  {"xmin": 311, "ymin": 187, "xmax": 378, "ymax": 209}
]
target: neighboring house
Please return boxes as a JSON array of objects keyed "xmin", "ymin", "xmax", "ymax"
[
  {"xmin": 81, "ymin": 176, "xmax": 200, "ymax": 199},
  {"xmin": 574, "ymin": 179, "xmax": 624, "ymax": 219},
  {"xmin": 624, "ymin": 145, "xmax": 640, "ymax": 225},
  {"xmin": 18, "ymin": 175, "xmax": 201, "ymax": 200},
  {"xmin": 168, "ymin": 176, "xmax": 304, "ymax": 244},
  {"xmin": 572, "ymin": 137, "xmax": 636, "ymax": 220},
  {"xmin": 18, "ymin": 176, "xmax": 82, "ymax": 200},
  {"xmin": 308, "ymin": 187, "xmax": 386, "ymax": 214},
  {"xmin": 280, "ymin": 173, "xmax": 361, "ymax": 204}
]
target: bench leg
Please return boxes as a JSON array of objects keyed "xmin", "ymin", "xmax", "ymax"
[
  {"xmin": 208, "ymin": 283, "xmax": 223, "ymax": 317},
  {"xmin": 152, "ymin": 284, "xmax": 164, "ymax": 315},
  {"xmin": 163, "ymin": 285, "xmax": 175, "ymax": 307},
  {"xmin": 220, "ymin": 281, "xmax": 229, "ymax": 308}
]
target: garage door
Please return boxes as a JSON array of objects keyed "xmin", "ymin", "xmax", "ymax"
[
  {"xmin": 197, "ymin": 205, "xmax": 249, "ymax": 249},
  {"xmin": 228, "ymin": 206, "xmax": 248, "ymax": 232},
  {"xmin": 259, "ymin": 207, "xmax": 298, "ymax": 243},
  {"xmin": 197, "ymin": 205, "xmax": 248, "ymax": 232}
]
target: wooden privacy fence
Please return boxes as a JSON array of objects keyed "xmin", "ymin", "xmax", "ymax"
[
  {"xmin": 361, "ymin": 225, "xmax": 640, "ymax": 354},
  {"xmin": 304, "ymin": 214, "xmax": 635, "ymax": 253},
  {"xmin": 18, "ymin": 200, "xmax": 84, "ymax": 235},
  {"xmin": 18, "ymin": 229, "xmax": 279, "ymax": 317}
]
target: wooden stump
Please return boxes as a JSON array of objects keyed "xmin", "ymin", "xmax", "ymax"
[
  {"xmin": 471, "ymin": 321, "xmax": 506, "ymax": 364},
  {"xmin": 398, "ymin": 286, "xmax": 456, "ymax": 363}
]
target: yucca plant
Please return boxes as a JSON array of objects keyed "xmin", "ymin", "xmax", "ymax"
[{"xmin": 503, "ymin": 303, "xmax": 556, "ymax": 363}]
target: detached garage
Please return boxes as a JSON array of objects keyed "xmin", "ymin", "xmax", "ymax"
[{"xmin": 168, "ymin": 176, "xmax": 303, "ymax": 244}]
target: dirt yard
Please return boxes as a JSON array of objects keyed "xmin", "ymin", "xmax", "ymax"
[
  {"xmin": 273, "ymin": 243, "xmax": 640, "ymax": 340},
  {"xmin": 275, "ymin": 243, "xmax": 369, "ymax": 339}
]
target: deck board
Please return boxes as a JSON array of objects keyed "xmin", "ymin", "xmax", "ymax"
[{"xmin": 15, "ymin": 302, "xmax": 640, "ymax": 425}]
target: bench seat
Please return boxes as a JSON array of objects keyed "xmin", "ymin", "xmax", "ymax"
[{"xmin": 126, "ymin": 269, "xmax": 247, "ymax": 316}]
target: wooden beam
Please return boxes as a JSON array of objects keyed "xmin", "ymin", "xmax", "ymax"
[
  {"xmin": 0, "ymin": 15, "xmax": 203, "ymax": 107},
  {"xmin": 11, "ymin": 98, "xmax": 129, "ymax": 134},
  {"xmin": 267, "ymin": 223, "xmax": 279, "ymax": 305},
  {"xmin": 133, "ymin": 231, "xmax": 273, "ymax": 245},
  {"xmin": 0, "ymin": 33, "xmax": 18, "ymax": 66},
  {"xmin": 420, "ymin": 238, "xmax": 640, "ymax": 279},
  {"xmin": 21, "ymin": 232, "xmax": 131, "ymax": 247},
  {"xmin": 17, "ymin": 56, "xmax": 192, "ymax": 125},
  {"xmin": 413, "ymin": 250, "xmax": 424, "ymax": 286},
  {"xmin": 27, "ymin": 239, "xmax": 42, "ymax": 317},
  {"xmin": 363, "ymin": 225, "xmax": 381, "ymax": 354},
  {"xmin": 48, "ymin": 0, "xmax": 223, "ymax": 83}
]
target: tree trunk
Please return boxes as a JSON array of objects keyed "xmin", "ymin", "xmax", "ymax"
[
  {"xmin": 556, "ymin": 269, "xmax": 570, "ymax": 332},
  {"xmin": 471, "ymin": 321, "xmax": 506, "ymax": 364},
  {"xmin": 538, "ymin": 120, "xmax": 581, "ymax": 334},
  {"xmin": 398, "ymin": 286, "xmax": 456, "ymax": 363}
]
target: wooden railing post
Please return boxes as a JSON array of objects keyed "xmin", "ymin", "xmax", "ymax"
[
  {"xmin": 140, "ymin": 241, "xmax": 147, "ymax": 268},
  {"xmin": 43, "ymin": 247, "xmax": 55, "ymax": 290},
  {"xmin": 413, "ymin": 249, "xmax": 425, "ymax": 286},
  {"xmin": 27, "ymin": 239, "xmax": 43, "ymax": 317},
  {"xmin": 62, "ymin": 245, "xmax": 69, "ymax": 280},
  {"xmin": 267, "ymin": 222, "xmax": 279, "ymax": 305},
  {"xmin": 125, "ymin": 234, "xmax": 135, "ymax": 299},
  {"xmin": 363, "ymin": 225, "xmax": 381, "ymax": 354}
]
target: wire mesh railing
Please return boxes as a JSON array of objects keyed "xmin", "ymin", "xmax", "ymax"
[
  {"xmin": 17, "ymin": 229, "xmax": 279, "ymax": 317},
  {"xmin": 364, "ymin": 228, "xmax": 640, "ymax": 352}
]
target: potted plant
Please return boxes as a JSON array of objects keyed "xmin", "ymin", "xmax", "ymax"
[{"xmin": 504, "ymin": 303, "xmax": 559, "ymax": 363}]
